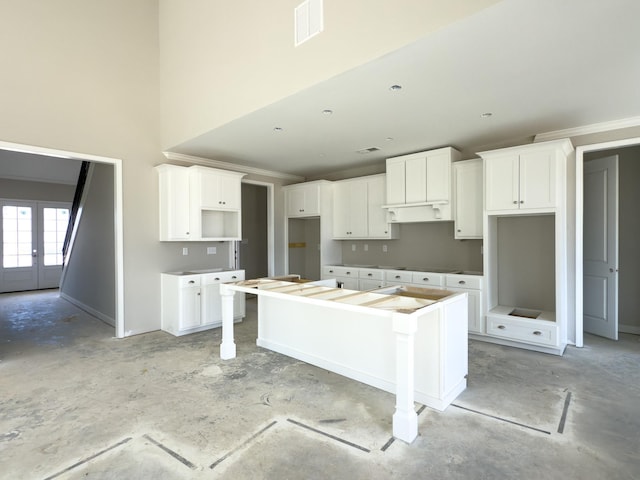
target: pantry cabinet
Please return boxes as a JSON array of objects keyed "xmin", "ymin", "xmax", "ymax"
[
  {"xmin": 479, "ymin": 138, "xmax": 574, "ymax": 355},
  {"xmin": 453, "ymin": 159, "xmax": 483, "ymax": 239},
  {"xmin": 333, "ymin": 174, "xmax": 398, "ymax": 240},
  {"xmin": 156, "ymin": 164, "xmax": 245, "ymax": 241},
  {"xmin": 161, "ymin": 270, "xmax": 245, "ymax": 336}
]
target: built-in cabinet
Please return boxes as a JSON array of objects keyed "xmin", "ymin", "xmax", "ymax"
[
  {"xmin": 285, "ymin": 182, "xmax": 321, "ymax": 217},
  {"xmin": 321, "ymin": 265, "xmax": 483, "ymax": 334},
  {"xmin": 161, "ymin": 270, "xmax": 245, "ymax": 336},
  {"xmin": 479, "ymin": 139, "xmax": 574, "ymax": 355},
  {"xmin": 384, "ymin": 147, "xmax": 461, "ymax": 222},
  {"xmin": 453, "ymin": 159, "xmax": 483, "ymax": 239},
  {"xmin": 156, "ymin": 164, "xmax": 246, "ymax": 241},
  {"xmin": 333, "ymin": 174, "xmax": 399, "ymax": 239}
]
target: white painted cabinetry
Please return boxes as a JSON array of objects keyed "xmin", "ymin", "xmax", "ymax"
[
  {"xmin": 161, "ymin": 270, "xmax": 245, "ymax": 336},
  {"xmin": 384, "ymin": 147, "xmax": 461, "ymax": 222},
  {"xmin": 333, "ymin": 174, "xmax": 399, "ymax": 239},
  {"xmin": 479, "ymin": 139, "xmax": 574, "ymax": 355},
  {"xmin": 156, "ymin": 164, "xmax": 245, "ymax": 241},
  {"xmin": 321, "ymin": 265, "xmax": 358, "ymax": 289},
  {"xmin": 453, "ymin": 159, "xmax": 483, "ymax": 239},
  {"xmin": 485, "ymin": 148, "xmax": 558, "ymax": 213},
  {"xmin": 285, "ymin": 182, "xmax": 321, "ymax": 217},
  {"xmin": 445, "ymin": 274, "xmax": 483, "ymax": 334}
]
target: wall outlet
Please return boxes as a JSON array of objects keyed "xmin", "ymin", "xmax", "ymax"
[
  {"xmin": 207, "ymin": 246, "xmax": 217, "ymax": 255},
  {"xmin": 364, "ymin": 244, "xmax": 368, "ymax": 252},
  {"xmin": 182, "ymin": 247, "xmax": 188, "ymax": 255},
  {"xmin": 351, "ymin": 244, "xmax": 356, "ymax": 252},
  {"xmin": 382, "ymin": 244, "xmax": 388, "ymax": 253}
]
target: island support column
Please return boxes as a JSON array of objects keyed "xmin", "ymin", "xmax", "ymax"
[
  {"xmin": 219, "ymin": 284, "xmax": 236, "ymax": 359},
  {"xmin": 392, "ymin": 313, "xmax": 418, "ymax": 443}
]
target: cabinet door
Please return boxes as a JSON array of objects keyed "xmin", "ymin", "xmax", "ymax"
[
  {"xmin": 426, "ymin": 151, "xmax": 451, "ymax": 202},
  {"xmin": 367, "ymin": 176, "xmax": 392, "ymax": 237},
  {"xmin": 405, "ymin": 156, "xmax": 427, "ymax": 204},
  {"xmin": 332, "ymin": 182, "xmax": 352, "ymax": 238},
  {"xmin": 519, "ymin": 150, "xmax": 556, "ymax": 209},
  {"xmin": 179, "ymin": 285, "xmax": 201, "ymax": 329},
  {"xmin": 200, "ymin": 281, "xmax": 221, "ymax": 326},
  {"xmin": 447, "ymin": 287, "xmax": 482, "ymax": 334},
  {"xmin": 158, "ymin": 165, "xmax": 191, "ymax": 241},
  {"xmin": 218, "ymin": 174, "xmax": 242, "ymax": 210},
  {"xmin": 485, "ymin": 154, "xmax": 519, "ymax": 211},
  {"xmin": 385, "ymin": 158, "xmax": 406, "ymax": 205},
  {"xmin": 454, "ymin": 160, "xmax": 483, "ymax": 239},
  {"xmin": 286, "ymin": 185, "xmax": 320, "ymax": 217}
]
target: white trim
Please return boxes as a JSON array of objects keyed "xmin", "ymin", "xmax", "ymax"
[
  {"xmin": 59, "ymin": 291, "xmax": 115, "ymax": 327},
  {"xmin": 0, "ymin": 173, "xmax": 76, "ymax": 186},
  {"xmin": 0, "ymin": 140, "xmax": 125, "ymax": 338},
  {"xmin": 163, "ymin": 151, "xmax": 304, "ymax": 182},
  {"xmin": 241, "ymin": 179, "xmax": 276, "ymax": 277},
  {"xmin": 575, "ymin": 136, "xmax": 640, "ymax": 348},
  {"xmin": 535, "ymin": 116, "xmax": 640, "ymax": 143}
]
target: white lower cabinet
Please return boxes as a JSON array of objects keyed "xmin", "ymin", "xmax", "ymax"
[
  {"xmin": 161, "ymin": 270, "xmax": 245, "ymax": 336},
  {"xmin": 445, "ymin": 274, "xmax": 483, "ymax": 334},
  {"xmin": 321, "ymin": 265, "xmax": 359, "ymax": 289}
]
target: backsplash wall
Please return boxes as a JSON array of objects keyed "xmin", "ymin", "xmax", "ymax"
[{"xmin": 340, "ymin": 222, "xmax": 483, "ymax": 272}]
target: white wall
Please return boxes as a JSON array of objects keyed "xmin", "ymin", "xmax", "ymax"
[{"xmin": 158, "ymin": 0, "xmax": 501, "ymax": 150}]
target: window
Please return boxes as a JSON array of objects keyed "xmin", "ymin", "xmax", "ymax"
[
  {"xmin": 42, "ymin": 207, "xmax": 70, "ymax": 266},
  {"xmin": 2, "ymin": 205, "xmax": 33, "ymax": 268}
]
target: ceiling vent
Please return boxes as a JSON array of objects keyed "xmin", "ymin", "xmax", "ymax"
[
  {"xmin": 295, "ymin": 0, "xmax": 323, "ymax": 46},
  {"xmin": 356, "ymin": 147, "xmax": 380, "ymax": 154}
]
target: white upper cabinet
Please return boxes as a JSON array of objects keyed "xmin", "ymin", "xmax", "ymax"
[
  {"xmin": 333, "ymin": 174, "xmax": 398, "ymax": 240},
  {"xmin": 385, "ymin": 147, "xmax": 460, "ymax": 207},
  {"xmin": 156, "ymin": 164, "xmax": 245, "ymax": 241},
  {"xmin": 191, "ymin": 166, "xmax": 242, "ymax": 210},
  {"xmin": 484, "ymin": 147, "xmax": 560, "ymax": 213},
  {"xmin": 285, "ymin": 182, "xmax": 321, "ymax": 217},
  {"xmin": 453, "ymin": 159, "xmax": 483, "ymax": 239}
]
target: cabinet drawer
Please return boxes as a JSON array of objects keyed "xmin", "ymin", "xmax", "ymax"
[
  {"xmin": 217, "ymin": 270, "xmax": 244, "ymax": 283},
  {"xmin": 445, "ymin": 274, "xmax": 482, "ymax": 290},
  {"xmin": 410, "ymin": 272, "xmax": 445, "ymax": 287},
  {"xmin": 359, "ymin": 268, "xmax": 384, "ymax": 280},
  {"xmin": 384, "ymin": 270, "xmax": 413, "ymax": 283},
  {"xmin": 178, "ymin": 275, "xmax": 201, "ymax": 287},
  {"xmin": 487, "ymin": 316, "xmax": 558, "ymax": 347},
  {"xmin": 322, "ymin": 266, "xmax": 358, "ymax": 277}
]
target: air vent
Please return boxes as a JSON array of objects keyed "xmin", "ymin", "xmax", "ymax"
[
  {"xmin": 356, "ymin": 147, "xmax": 381, "ymax": 154},
  {"xmin": 295, "ymin": 0, "xmax": 323, "ymax": 46}
]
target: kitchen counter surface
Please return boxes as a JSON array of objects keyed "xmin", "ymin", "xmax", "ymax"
[{"xmin": 329, "ymin": 264, "xmax": 482, "ymax": 275}]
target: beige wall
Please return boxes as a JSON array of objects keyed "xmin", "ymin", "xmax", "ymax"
[{"xmin": 158, "ymin": 0, "xmax": 501, "ymax": 150}]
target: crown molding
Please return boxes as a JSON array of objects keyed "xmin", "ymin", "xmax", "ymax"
[
  {"xmin": 162, "ymin": 152, "xmax": 305, "ymax": 182},
  {"xmin": 534, "ymin": 116, "xmax": 640, "ymax": 142}
]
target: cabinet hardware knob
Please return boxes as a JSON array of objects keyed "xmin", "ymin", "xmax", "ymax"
[
  {"xmin": 533, "ymin": 331, "xmax": 542, "ymax": 336},
  {"xmin": 346, "ymin": 271, "xmax": 351, "ymax": 275},
  {"xmin": 520, "ymin": 200, "xmax": 524, "ymax": 204},
  {"xmin": 457, "ymin": 229, "xmax": 461, "ymax": 232},
  {"xmin": 368, "ymin": 273, "xmax": 372, "ymax": 277},
  {"xmin": 423, "ymin": 277, "xmax": 429, "ymax": 281},
  {"xmin": 395, "ymin": 275, "xmax": 401, "ymax": 279},
  {"xmin": 186, "ymin": 232, "xmax": 189, "ymax": 235},
  {"xmin": 513, "ymin": 201, "xmax": 518, "ymax": 204},
  {"xmin": 215, "ymin": 277, "xmax": 220, "ymax": 281},
  {"xmin": 188, "ymin": 280, "xmax": 195, "ymax": 284},
  {"xmin": 497, "ymin": 325, "xmax": 506, "ymax": 330},
  {"xmin": 232, "ymin": 276, "xmax": 237, "ymax": 279},
  {"xmin": 197, "ymin": 292, "xmax": 200, "ymax": 295},
  {"xmin": 458, "ymin": 280, "xmax": 466, "ymax": 285},
  {"xmin": 384, "ymin": 231, "xmax": 388, "ymax": 234},
  {"xmin": 329, "ymin": 270, "xmax": 334, "ymax": 273}
]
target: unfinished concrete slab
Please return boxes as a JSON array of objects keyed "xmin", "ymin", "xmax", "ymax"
[{"xmin": 1, "ymin": 290, "xmax": 639, "ymax": 479}]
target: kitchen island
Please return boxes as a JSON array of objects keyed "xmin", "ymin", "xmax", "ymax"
[{"xmin": 219, "ymin": 278, "xmax": 468, "ymax": 443}]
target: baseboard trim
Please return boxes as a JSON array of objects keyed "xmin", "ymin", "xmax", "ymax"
[{"xmin": 59, "ymin": 292, "xmax": 115, "ymax": 327}]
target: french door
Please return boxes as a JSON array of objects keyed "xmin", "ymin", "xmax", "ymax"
[{"xmin": 0, "ymin": 200, "xmax": 71, "ymax": 293}]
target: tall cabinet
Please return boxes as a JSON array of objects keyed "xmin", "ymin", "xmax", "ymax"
[{"xmin": 479, "ymin": 139, "xmax": 575, "ymax": 355}]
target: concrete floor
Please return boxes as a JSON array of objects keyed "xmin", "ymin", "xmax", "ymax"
[{"xmin": 1, "ymin": 290, "xmax": 639, "ymax": 480}]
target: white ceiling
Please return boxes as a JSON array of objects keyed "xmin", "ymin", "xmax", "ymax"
[
  {"xmin": 170, "ymin": 0, "xmax": 640, "ymax": 178},
  {"xmin": 0, "ymin": 149, "xmax": 81, "ymax": 185}
]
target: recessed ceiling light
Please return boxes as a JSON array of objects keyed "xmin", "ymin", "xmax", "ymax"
[
  {"xmin": 385, "ymin": 137, "xmax": 394, "ymax": 142},
  {"xmin": 322, "ymin": 109, "xmax": 333, "ymax": 115},
  {"xmin": 273, "ymin": 127, "xmax": 284, "ymax": 132},
  {"xmin": 480, "ymin": 112, "xmax": 493, "ymax": 118},
  {"xmin": 389, "ymin": 84, "xmax": 402, "ymax": 91}
]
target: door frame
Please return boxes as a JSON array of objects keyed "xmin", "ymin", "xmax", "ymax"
[
  {"xmin": 575, "ymin": 136, "xmax": 640, "ymax": 347},
  {"xmin": 0, "ymin": 140, "xmax": 125, "ymax": 338},
  {"xmin": 239, "ymin": 179, "xmax": 275, "ymax": 277}
]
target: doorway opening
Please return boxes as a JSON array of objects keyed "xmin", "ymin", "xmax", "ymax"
[
  {"xmin": 0, "ymin": 140, "xmax": 124, "ymax": 337},
  {"xmin": 576, "ymin": 138, "xmax": 640, "ymax": 347},
  {"xmin": 238, "ymin": 180, "xmax": 274, "ymax": 279}
]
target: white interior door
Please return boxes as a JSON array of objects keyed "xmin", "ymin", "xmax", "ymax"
[
  {"xmin": 0, "ymin": 200, "xmax": 70, "ymax": 293},
  {"xmin": 583, "ymin": 155, "xmax": 619, "ymax": 340}
]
